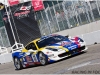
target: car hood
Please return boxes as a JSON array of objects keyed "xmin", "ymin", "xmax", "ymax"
[{"xmin": 48, "ymin": 39, "xmax": 78, "ymax": 51}]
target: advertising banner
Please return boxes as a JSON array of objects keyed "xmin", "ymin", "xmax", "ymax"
[
  {"xmin": 8, "ymin": 0, "xmax": 19, "ymax": 6},
  {"xmin": 2, "ymin": 1, "xmax": 41, "ymax": 45},
  {"xmin": 13, "ymin": 3, "xmax": 32, "ymax": 19},
  {"xmin": 32, "ymin": 0, "xmax": 44, "ymax": 11}
]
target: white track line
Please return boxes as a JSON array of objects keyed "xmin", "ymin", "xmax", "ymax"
[{"xmin": 67, "ymin": 62, "xmax": 91, "ymax": 71}]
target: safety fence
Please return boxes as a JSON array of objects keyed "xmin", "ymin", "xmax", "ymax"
[
  {"xmin": 35, "ymin": 1, "xmax": 100, "ymax": 36},
  {"xmin": 0, "ymin": 26, "xmax": 11, "ymax": 47}
]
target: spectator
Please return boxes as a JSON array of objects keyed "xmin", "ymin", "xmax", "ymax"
[{"xmin": 55, "ymin": 12, "xmax": 60, "ymax": 21}]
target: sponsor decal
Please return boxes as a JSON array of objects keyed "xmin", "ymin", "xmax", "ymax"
[
  {"xmin": 57, "ymin": 41, "xmax": 71, "ymax": 46},
  {"xmin": 20, "ymin": 6, "xmax": 31, "ymax": 10},
  {"xmin": 13, "ymin": 3, "xmax": 32, "ymax": 19},
  {"xmin": 14, "ymin": 10, "xmax": 30, "ymax": 19},
  {"xmin": 68, "ymin": 45, "xmax": 77, "ymax": 50},
  {"xmin": 61, "ymin": 41, "xmax": 71, "ymax": 46}
]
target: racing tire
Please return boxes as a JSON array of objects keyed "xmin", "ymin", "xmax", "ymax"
[
  {"xmin": 39, "ymin": 52, "xmax": 48, "ymax": 66},
  {"xmin": 14, "ymin": 57, "xmax": 23, "ymax": 70}
]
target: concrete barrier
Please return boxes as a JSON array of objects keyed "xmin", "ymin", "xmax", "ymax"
[
  {"xmin": 54, "ymin": 20, "xmax": 100, "ymax": 45},
  {"xmin": 0, "ymin": 53, "xmax": 12, "ymax": 64},
  {"xmin": 0, "ymin": 47, "xmax": 12, "ymax": 64},
  {"xmin": 82, "ymin": 30, "xmax": 100, "ymax": 45}
]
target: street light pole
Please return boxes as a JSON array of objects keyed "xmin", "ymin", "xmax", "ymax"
[{"xmin": 4, "ymin": 0, "xmax": 17, "ymax": 44}]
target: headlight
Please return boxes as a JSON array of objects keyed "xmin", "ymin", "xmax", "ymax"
[
  {"xmin": 79, "ymin": 38, "xmax": 84, "ymax": 42},
  {"xmin": 46, "ymin": 48, "xmax": 58, "ymax": 51}
]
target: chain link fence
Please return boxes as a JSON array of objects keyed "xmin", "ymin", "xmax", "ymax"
[
  {"xmin": 0, "ymin": 26, "xmax": 10, "ymax": 47},
  {"xmin": 35, "ymin": 1, "xmax": 100, "ymax": 36}
]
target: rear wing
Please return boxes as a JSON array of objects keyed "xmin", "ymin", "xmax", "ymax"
[{"xmin": 11, "ymin": 42, "xmax": 24, "ymax": 53}]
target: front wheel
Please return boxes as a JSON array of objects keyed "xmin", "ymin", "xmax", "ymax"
[
  {"xmin": 39, "ymin": 52, "xmax": 48, "ymax": 66},
  {"xmin": 14, "ymin": 57, "xmax": 23, "ymax": 70}
]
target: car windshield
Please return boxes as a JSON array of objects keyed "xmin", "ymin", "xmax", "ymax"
[{"xmin": 36, "ymin": 35, "xmax": 68, "ymax": 48}]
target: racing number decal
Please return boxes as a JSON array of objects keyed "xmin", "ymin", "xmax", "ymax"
[{"xmin": 32, "ymin": 54, "xmax": 38, "ymax": 62}]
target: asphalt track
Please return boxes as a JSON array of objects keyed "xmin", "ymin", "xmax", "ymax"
[{"xmin": 0, "ymin": 44, "xmax": 100, "ymax": 74}]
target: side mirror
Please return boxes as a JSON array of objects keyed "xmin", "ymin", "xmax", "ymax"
[
  {"xmin": 65, "ymin": 35, "xmax": 71, "ymax": 39},
  {"xmin": 68, "ymin": 36, "xmax": 71, "ymax": 39}
]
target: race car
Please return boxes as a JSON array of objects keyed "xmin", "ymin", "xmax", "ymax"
[{"xmin": 12, "ymin": 34, "xmax": 88, "ymax": 70}]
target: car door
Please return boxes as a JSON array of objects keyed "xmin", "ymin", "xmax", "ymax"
[{"xmin": 24, "ymin": 43, "xmax": 38, "ymax": 63}]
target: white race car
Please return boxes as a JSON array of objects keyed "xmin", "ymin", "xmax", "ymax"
[{"xmin": 12, "ymin": 34, "xmax": 87, "ymax": 70}]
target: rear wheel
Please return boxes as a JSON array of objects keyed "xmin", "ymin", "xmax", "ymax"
[
  {"xmin": 14, "ymin": 57, "xmax": 23, "ymax": 70},
  {"xmin": 39, "ymin": 52, "xmax": 48, "ymax": 65}
]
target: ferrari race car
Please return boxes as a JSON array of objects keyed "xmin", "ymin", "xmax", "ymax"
[{"xmin": 12, "ymin": 34, "xmax": 88, "ymax": 70}]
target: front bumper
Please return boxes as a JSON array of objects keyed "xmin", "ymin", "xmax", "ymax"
[{"xmin": 48, "ymin": 46, "xmax": 87, "ymax": 62}]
